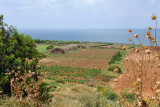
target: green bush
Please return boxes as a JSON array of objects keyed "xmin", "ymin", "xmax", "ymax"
[
  {"xmin": 97, "ymin": 84, "xmax": 104, "ymax": 91},
  {"xmin": 46, "ymin": 45, "xmax": 54, "ymax": 50},
  {"xmin": 120, "ymin": 91, "xmax": 136, "ymax": 103},
  {"xmin": 105, "ymin": 91, "xmax": 118, "ymax": 101},
  {"xmin": 0, "ymin": 15, "xmax": 41, "ymax": 94},
  {"xmin": 107, "ymin": 64, "xmax": 122, "ymax": 73},
  {"xmin": 126, "ymin": 93, "xmax": 136, "ymax": 103},
  {"xmin": 109, "ymin": 51, "xmax": 124, "ymax": 65},
  {"xmin": 39, "ymin": 82, "xmax": 53, "ymax": 103},
  {"xmin": 103, "ymin": 88, "xmax": 119, "ymax": 101}
]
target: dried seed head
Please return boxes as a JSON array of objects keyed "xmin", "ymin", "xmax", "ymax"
[
  {"xmin": 27, "ymin": 74, "xmax": 32, "ymax": 78},
  {"xmin": 152, "ymin": 14, "xmax": 157, "ymax": 20},
  {"xmin": 37, "ymin": 76, "xmax": 41, "ymax": 79},
  {"xmin": 18, "ymin": 71, "xmax": 21, "ymax": 74},
  {"xmin": 114, "ymin": 68, "xmax": 119, "ymax": 73},
  {"xmin": 145, "ymin": 49, "xmax": 151, "ymax": 54},
  {"xmin": 28, "ymin": 60, "xmax": 32, "ymax": 64},
  {"xmin": 0, "ymin": 91, "xmax": 3, "ymax": 94},
  {"xmin": 5, "ymin": 73, "xmax": 9, "ymax": 75},
  {"xmin": 147, "ymin": 35, "xmax": 151, "ymax": 39},
  {"xmin": 26, "ymin": 58, "xmax": 29, "ymax": 62},
  {"xmin": 125, "ymin": 58, "xmax": 128, "ymax": 61},
  {"xmin": 152, "ymin": 40, "xmax": 156, "ymax": 43},
  {"xmin": 134, "ymin": 101, "xmax": 138, "ymax": 105},
  {"xmin": 128, "ymin": 28, "xmax": 132, "ymax": 32},
  {"xmin": 11, "ymin": 70, "xmax": 15, "ymax": 73},
  {"xmin": 134, "ymin": 34, "xmax": 138, "ymax": 38},
  {"xmin": 129, "ymin": 38, "xmax": 132, "ymax": 41},
  {"xmin": 156, "ymin": 90, "xmax": 160, "ymax": 93},
  {"xmin": 114, "ymin": 79, "xmax": 117, "ymax": 82},
  {"xmin": 16, "ymin": 78, "xmax": 19, "ymax": 81},
  {"xmin": 17, "ymin": 66, "xmax": 21, "ymax": 70},
  {"xmin": 15, "ymin": 73, "xmax": 18, "ymax": 77},
  {"xmin": 137, "ymin": 78, "xmax": 141, "ymax": 83},
  {"xmin": 148, "ymin": 27, "xmax": 152, "ymax": 30},
  {"xmin": 32, "ymin": 72, "xmax": 35, "ymax": 75},
  {"xmin": 29, "ymin": 70, "xmax": 31, "ymax": 74},
  {"xmin": 36, "ymin": 65, "xmax": 41, "ymax": 69},
  {"xmin": 157, "ymin": 81, "xmax": 160, "ymax": 87},
  {"xmin": 146, "ymin": 32, "xmax": 151, "ymax": 35},
  {"xmin": 135, "ymin": 49, "xmax": 139, "ymax": 52},
  {"xmin": 122, "ymin": 46, "xmax": 127, "ymax": 51}
]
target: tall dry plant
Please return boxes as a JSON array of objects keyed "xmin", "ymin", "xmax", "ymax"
[
  {"xmin": 1, "ymin": 58, "xmax": 52, "ymax": 106},
  {"xmin": 120, "ymin": 14, "xmax": 160, "ymax": 107}
]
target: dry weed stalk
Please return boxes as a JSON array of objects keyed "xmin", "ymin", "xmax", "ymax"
[
  {"xmin": 121, "ymin": 14, "xmax": 160, "ymax": 107},
  {"xmin": 4, "ymin": 58, "xmax": 50, "ymax": 106}
]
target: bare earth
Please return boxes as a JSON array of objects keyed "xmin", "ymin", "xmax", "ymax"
[
  {"xmin": 40, "ymin": 48, "xmax": 118, "ymax": 70},
  {"xmin": 113, "ymin": 49, "xmax": 160, "ymax": 97}
]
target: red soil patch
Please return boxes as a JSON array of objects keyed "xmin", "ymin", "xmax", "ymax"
[
  {"xmin": 40, "ymin": 48, "xmax": 119, "ymax": 70},
  {"xmin": 113, "ymin": 49, "xmax": 160, "ymax": 97}
]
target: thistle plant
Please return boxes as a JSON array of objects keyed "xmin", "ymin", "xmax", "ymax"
[
  {"xmin": 3, "ymin": 58, "xmax": 52, "ymax": 106},
  {"xmin": 120, "ymin": 14, "xmax": 160, "ymax": 107}
]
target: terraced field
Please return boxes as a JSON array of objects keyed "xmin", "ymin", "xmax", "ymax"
[{"xmin": 40, "ymin": 48, "xmax": 119, "ymax": 70}]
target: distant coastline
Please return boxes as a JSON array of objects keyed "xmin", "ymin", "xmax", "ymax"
[{"xmin": 18, "ymin": 29, "xmax": 160, "ymax": 45}]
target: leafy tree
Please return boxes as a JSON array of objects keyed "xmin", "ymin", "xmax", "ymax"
[
  {"xmin": 0, "ymin": 15, "xmax": 41, "ymax": 94},
  {"xmin": 46, "ymin": 45, "xmax": 54, "ymax": 50}
]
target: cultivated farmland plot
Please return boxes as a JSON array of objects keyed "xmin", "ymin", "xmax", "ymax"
[{"xmin": 40, "ymin": 48, "xmax": 119, "ymax": 70}]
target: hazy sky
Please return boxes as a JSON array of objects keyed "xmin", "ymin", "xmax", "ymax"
[{"xmin": 0, "ymin": 0, "xmax": 160, "ymax": 29}]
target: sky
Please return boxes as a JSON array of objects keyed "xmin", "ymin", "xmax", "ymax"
[{"xmin": 0, "ymin": 0, "xmax": 160, "ymax": 29}]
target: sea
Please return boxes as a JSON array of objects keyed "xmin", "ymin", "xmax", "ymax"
[{"xmin": 18, "ymin": 29, "xmax": 160, "ymax": 45}]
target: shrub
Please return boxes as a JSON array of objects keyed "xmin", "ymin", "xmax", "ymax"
[
  {"xmin": 126, "ymin": 93, "xmax": 136, "ymax": 103},
  {"xmin": 119, "ymin": 90, "xmax": 136, "ymax": 103},
  {"xmin": 46, "ymin": 45, "xmax": 54, "ymax": 50},
  {"xmin": 109, "ymin": 51, "xmax": 124, "ymax": 65},
  {"xmin": 97, "ymin": 84, "xmax": 104, "ymax": 91},
  {"xmin": 39, "ymin": 82, "xmax": 53, "ymax": 103},
  {"xmin": 107, "ymin": 64, "xmax": 122, "ymax": 73},
  {"xmin": 0, "ymin": 15, "xmax": 41, "ymax": 95},
  {"xmin": 103, "ymin": 88, "xmax": 119, "ymax": 101}
]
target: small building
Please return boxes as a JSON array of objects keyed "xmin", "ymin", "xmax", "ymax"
[{"xmin": 51, "ymin": 44, "xmax": 78, "ymax": 54}]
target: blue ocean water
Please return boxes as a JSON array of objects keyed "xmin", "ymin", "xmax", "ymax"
[{"xmin": 18, "ymin": 29, "xmax": 160, "ymax": 45}]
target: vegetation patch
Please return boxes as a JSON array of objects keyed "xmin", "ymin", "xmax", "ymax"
[
  {"xmin": 46, "ymin": 45, "xmax": 54, "ymax": 50},
  {"xmin": 107, "ymin": 64, "xmax": 122, "ymax": 73},
  {"xmin": 55, "ymin": 78, "xmax": 65, "ymax": 84},
  {"xmin": 40, "ymin": 65, "xmax": 113, "ymax": 84},
  {"xmin": 109, "ymin": 51, "xmax": 126, "ymax": 65}
]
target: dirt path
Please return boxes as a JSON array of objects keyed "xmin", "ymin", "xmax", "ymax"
[{"xmin": 113, "ymin": 50, "xmax": 160, "ymax": 97}]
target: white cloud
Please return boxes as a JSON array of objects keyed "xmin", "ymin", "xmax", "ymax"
[
  {"xmin": 69, "ymin": 0, "xmax": 113, "ymax": 12},
  {"xmin": 0, "ymin": 0, "xmax": 114, "ymax": 15}
]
